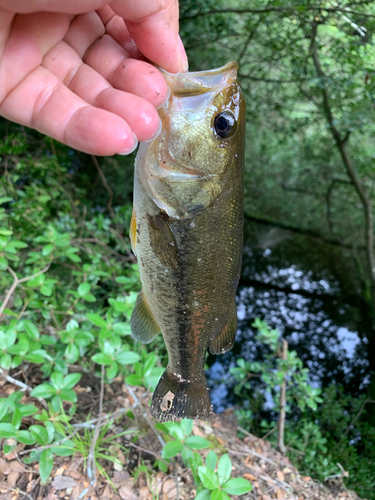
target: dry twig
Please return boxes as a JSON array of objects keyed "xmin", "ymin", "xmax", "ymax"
[{"xmin": 0, "ymin": 265, "xmax": 50, "ymax": 318}]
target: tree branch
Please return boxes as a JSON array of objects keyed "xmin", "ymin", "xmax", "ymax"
[
  {"xmin": 310, "ymin": 22, "xmax": 375, "ymax": 302},
  {"xmin": 0, "ymin": 265, "xmax": 50, "ymax": 318},
  {"xmin": 181, "ymin": 4, "xmax": 375, "ymax": 21}
]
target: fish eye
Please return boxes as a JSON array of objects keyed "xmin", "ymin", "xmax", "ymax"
[{"xmin": 213, "ymin": 111, "xmax": 236, "ymax": 139}]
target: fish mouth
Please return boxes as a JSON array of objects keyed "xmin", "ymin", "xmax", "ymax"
[{"xmin": 160, "ymin": 61, "xmax": 239, "ymax": 98}]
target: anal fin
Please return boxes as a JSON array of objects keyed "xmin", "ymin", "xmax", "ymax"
[
  {"xmin": 130, "ymin": 290, "xmax": 160, "ymax": 344},
  {"xmin": 209, "ymin": 308, "xmax": 237, "ymax": 355}
]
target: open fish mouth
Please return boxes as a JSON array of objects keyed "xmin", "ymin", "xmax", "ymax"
[{"xmin": 160, "ymin": 61, "xmax": 239, "ymax": 98}]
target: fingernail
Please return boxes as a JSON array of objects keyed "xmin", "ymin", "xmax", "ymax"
[
  {"xmin": 118, "ymin": 133, "xmax": 138, "ymax": 155},
  {"xmin": 156, "ymin": 86, "xmax": 171, "ymax": 110},
  {"xmin": 143, "ymin": 117, "xmax": 163, "ymax": 143},
  {"xmin": 178, "ymin": 35, "xmax": 189, "ymax": 72}
]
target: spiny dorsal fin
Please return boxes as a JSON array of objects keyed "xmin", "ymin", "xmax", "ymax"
[
  {"xmin": 147, "ymin": 213, "xmax": 179, "ymax": 269},
  {"xmin": 130, "ymin": 290, "xmax": 161, "ymax": 344},
  {"xmin": 209, "ymin": 307, "xmax": 237, "ymax": 355},
  {"xmin": 129, "ymin": 209, "xmax": 137, "ymax": 255}
]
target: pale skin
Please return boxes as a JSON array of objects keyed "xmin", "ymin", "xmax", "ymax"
[{"xmin": 0, "ymin": 0, "xmax": 188, "ymax": 155}]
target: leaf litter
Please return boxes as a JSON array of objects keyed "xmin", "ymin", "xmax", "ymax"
[{"xmin": 0, "ymin": 377, "xmax": 366, "ymax": 500}]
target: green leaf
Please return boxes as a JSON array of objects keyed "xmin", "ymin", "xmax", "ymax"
[
  {"xmin": 40, "ymin": 449, "xmax": 54, "ymax": 483},
  {"xmin": 168, "ymin": 424, "xmax": 185, "ymax": 440},
  {"xmin": 18, "ymin": 404, "xmax": 38, "ymax": 417},
  {"xmin": 92, "ymin": 353, "xmax": 113, "ymax": 365},
  {"xmin": 23, "ymin": 320, "xmax": 40, "ymax": 340},
  {"xmin": 65, "ymin": 343, "xmax": 79, "ymax": 363},
  {"xmin": 158, "ymin": 459, "xmax": 169, "ymax": 473},
  {"xmin": 84, "ymin": 294, "xmax": 96, "ymax": 302},
  {"xmin": 0, "ymin": 227, "xmax": 12, "ymax": 235},
  {"xmin": 29, "ymin": 425, "xmax": 49, "ymax": 445},
  {"xmin": 52, "ymin": 439, "xmax": 75, "ymax": 456},
  {"xmin": 185, "ymin": 436, "xmax": 210, "ymax": 449},
  {"xmin": 0, "ymin": 256, "xmax": 7, "ymax": 270},
  {"xmin": 8, "ymin": 337, "xmax": 30, "ymax": 355},
  {"xmin": 66, "ymin": 319, "xmax": 79, "ymax": 332},
  {"xmin": 211, "ymin": 491, "xmax": 230, "ymax": 500},
  {"xmin": 59, "ymin": 389, "xmax": 77, "ymax": 402},
  {"xmin": 87, "ymin": 313, "xmax": 107, "ymax": 328},
  {"xmin": 0, "ymin": 197, "xmax": 13, "ymax": 205},
  {"xmin": 210, "ymin": 489, "xmax": 225, "ymax": 500},
  {"xmin": 75, "ymin": 331, "xmax": 94, "ymax": 346},
  {"xmin": 0, "ymin": 423, "xmax": 17, "ymax": 438},
  {"xmin": 12, "ymin": 408, "xmax": 22, "ymax": 429},
  {"xmin": 78, "ymin": 282, "xmax": 90, "ymax": 297},
  {"xmin": 125, "ymin": 374, "xmax": 143, "ymax": 386},
  {"xmin": 197, "ymin": 466, "xmax": 219, "ymax": 490},
  {"xmin": 62, "ymin": 373, "xmax": 81, "ymax": 389},
  {"xmin": 218, "ymin": 454, "xmax": 232, "ymax": 485},
  {"xmin": 206, "ymin": 451, "xmax": 218, "ymax": 471},
  {"xmin": 115, "ymin": 351, "xmax": 140, "ymax": 365},
  {"xmin": 16, "ymin": 430, "xmax": 36, "ymax": 445},
  {"xmin": 1, "ymin": 353, "xmax": 12, "ymax": 370},
  {"xmin": 161, "ymin": 440, "xmax": 183, "ymax": 459},
  {"xmin": 42, "ymin": 244, "xmax": 54, "ymax": 256},
  {"xmin": 51, "ymin": 395, "xmax": 62, "ymax": 413},
  {"xmin": 3, "ymin": 443, "xmax": 16, "ymax": 455},
  {"xmin": 51, "ymin": 371, "xmax": 64, "ymax": 390},
  {"xmin": 24, "ymin": 351, "xmax": 46, "ymax": 364},
  {"xmin": 30, "ymin": 383, "xmax": 56, "ymax": 398},
  {"xmin": 40, "ymin": 284, "xmax": 53, "ymax": 296},
  {"xmin": 106, "ymin": 362, "xmax": 118, "ymax": 379},
  {"xmin": 112, "ymin": 322, "xmax": 131, "ymax": 336},
  {"xmin": 194, "ymin": 490, "xmax": 211, "ymax": 500},
  {"xmin": 222, "ymin": 478, "xmax": 252, "ymax": 495},
  {"xmin": 115, "ymin": 276, "xmax": 133, "ymax": 284},
  {"xmin": 180, "ymin": 419, "xmax": 193, "ymax": 437}
]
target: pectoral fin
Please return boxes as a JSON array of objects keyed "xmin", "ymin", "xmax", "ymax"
[
  {"xmin": 147, "ymin": 213, "xmax": 179, "ymax": 269},
  {"xmin": 130, "ymin": 209, "xmax": 137, "ymax": 255},
  {"xmin": 209, "ymin": 308, "xmax": 237, "ymax": 355},
  {"xmin": 130, "ymin": 290, "xmax": 161, "ymax": 344}
]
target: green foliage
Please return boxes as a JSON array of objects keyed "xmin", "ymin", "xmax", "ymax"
[
  {"xmin": 232, "ymin": 320, "xmax": 375, "ymax": 498},
  {"xmin": 231, "ymin": 318, "xmax": 323, "ymax": 427},
  {"xmin": 0, "ymin": 128, "xmax": 161, "ymax": 482},
  {"xmin": 158, "ymin": 419, "xmax": 252, "ymax": 500}
]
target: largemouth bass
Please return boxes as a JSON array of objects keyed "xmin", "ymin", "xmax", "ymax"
[{"xmin": 130, "ymin": 61, "xmax": 245, "ymax": 421}]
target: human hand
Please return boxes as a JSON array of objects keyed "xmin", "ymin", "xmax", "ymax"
[{"xmin": 0, "ymin": 0, "xmax": 188, "ymax": 155}]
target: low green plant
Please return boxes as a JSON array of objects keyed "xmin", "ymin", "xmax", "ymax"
[
  {"xmin": 231, "ymin": 318, "xmax": 323, "ymax": 424},
  {"xmin": 158, "ymin": 419, "xmax": 252, "ymax": 500}
]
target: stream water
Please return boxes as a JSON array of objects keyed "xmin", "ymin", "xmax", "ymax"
[{"xmin": 206, "ymin": 222, "xmax": 370, "ymax": 413}]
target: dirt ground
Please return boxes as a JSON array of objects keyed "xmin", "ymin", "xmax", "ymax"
[{"xmin": 0, "ymin": 374, "xmax": 365, "ymax": 500}]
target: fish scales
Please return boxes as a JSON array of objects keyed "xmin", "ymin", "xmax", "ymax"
[{"xmin": 130, "ymin": 62, "xmax": 246, "ymax": 421}]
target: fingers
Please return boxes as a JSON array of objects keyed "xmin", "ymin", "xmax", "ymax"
[
  {"xmin": 63, "ymin": 11, "xmax": 169, "ymax": 108},
  {"xmin": 83, "ymin": 34, "xmax": 169, "ymax": 108},
  {"xmin": 98, "ymin": 6, "xmax": 143, "ymax": 60},
  {"xmin": 110, "ymin": 0, "xmax": 188, "ymax": 73},
  {"xmin": 0, "ymin": 0, "xmax": 112, "ymax": 14},
  {"xmin": 0, "ymin": 66, "xmax": 137, "ymax": 155},
  {"xmin": 0, "ymin": 12, "xmax": 70, "ymax": 104},
  {"xmin": 43, "ymin": 40, "xmax": 161, "ymax": 141}
]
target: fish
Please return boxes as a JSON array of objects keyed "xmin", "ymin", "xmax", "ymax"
[{"xmin": 129, "ymin": 61, "xmax": 246, "ymax": 421}]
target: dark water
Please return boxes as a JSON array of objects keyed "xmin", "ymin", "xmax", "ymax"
[{"xmin": 206, "ymin": 223, "xmax": 371, "ymax": 413}]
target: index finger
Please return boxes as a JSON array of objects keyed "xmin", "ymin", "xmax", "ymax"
[{"xmin": 110, "ymin": 0, "xmax": 188, "ymax": 74}]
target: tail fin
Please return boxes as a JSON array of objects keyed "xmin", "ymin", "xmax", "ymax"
[{"xmin": 150, "ymin": 368, "xmax": 212, "ymax": 422}]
